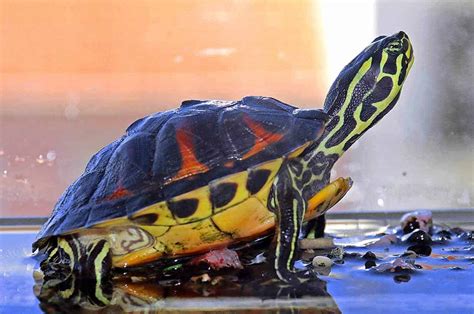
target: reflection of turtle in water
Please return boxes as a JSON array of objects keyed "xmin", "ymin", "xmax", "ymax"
[{"xmin": 33, "ymin": 31, "xmax": 414, "ymax": 299}]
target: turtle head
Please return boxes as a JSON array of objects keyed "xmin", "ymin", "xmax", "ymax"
[{"xmin": 320, "ymin": 31, "xmax": 414, "ymax": 156}]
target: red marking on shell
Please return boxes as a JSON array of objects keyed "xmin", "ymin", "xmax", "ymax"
[
  {"xmin": 242, "ymin": 115, "xmax": 284, "ymax": 159},
  {"xmin": 168, "ymin": 127, "xmax": 209, "ymax": 183},
  {"xmin": 106, "ymin": 187, "xmax": 131, "ymax": 201},
  {"xmin": 223, "ymin": 160, "xmax": 235, "ymax": 168}
]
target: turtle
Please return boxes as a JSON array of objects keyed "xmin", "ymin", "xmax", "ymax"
[{"xmin": 34, "ymin": 31, "xmax": 414, "ymax": 293}]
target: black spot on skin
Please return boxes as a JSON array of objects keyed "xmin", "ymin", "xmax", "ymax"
[
  {"xmin": 360, "ymin": 104, "xmax": 377, "ymax": 122},
  {"xmin": 288, "ymin": 160, "xmax": 303, "ymax": 176},
  {"xmin": 382, "ymin": 54, "xmax": 398, "ymax": 74},
  {"xmin": 246, "ymin": 169, "xmax": 271, "ymax": 195},
  {"xmin": 210, "ymin": 182, "xmax": 238, "ymax": 208},
  {"xmin": 130, "ymin": 213, "xmax": 159, "ymax": 225},
  {"xmin": 168, "ymin": 198, "xmax": 199, "ymax": 218},
  {"xmin": 360, "ymin": 77, "xmax": 393, "ymax": 122},
  {"xmin": 325, "ymin": 114, "xmax": 356, "ymax": 148},
  {"xmin": 302, "ymin": 170, "xmax": 312, "ymax": 184},
  {"xmin": 398, "ymin": 58, "xmax": 408, "ymax": 85},
  {"xmin": 342, "ymin": 133, "xmax": 362, "ymax": 151}
]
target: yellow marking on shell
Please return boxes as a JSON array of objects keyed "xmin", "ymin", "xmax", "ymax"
[
  {"xmin": 94, "ymin": 241, "xmax": 110, "ymax": 305},
  {"xmin": 211, "ymin": 170, "xmax": 249, "ymax": 213},
  {"xmin": 171, "ymin": 185, "xmax": 212, "ymax": 224},
  {"xmin": 286, "ymin": 141, "xmax": 312, "ymax": 159},
  {"xmin": 108, "ymin": 225, "xmax": 155, "ymax": 256},
  {"xmin": 112, "ymin": 218, "xmax": 232, "ymax": 267},
  {"xmin": 129, "ymin": 202, "xmax": 176, "ymax": 226},
  {"xmin": 211, "ymin": 197, "xmax": 275, "ymax": 238},
  {"xmin": 305, "ymin": 177, "xmax": 352, "ymax": 221}
]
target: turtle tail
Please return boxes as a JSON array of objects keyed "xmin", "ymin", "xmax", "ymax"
[{"xmin": 38, "ymin": 235, "xmax": 113, "ymax": 306}]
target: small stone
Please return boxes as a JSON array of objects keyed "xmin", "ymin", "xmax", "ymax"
[
  {"xmin": 394, "ymin": 274, "xmax": 411, "ymax": 283},
  {"xmin": 459, "ymin": 232, "xmax": 473, "ymax": 241},
  {"xmin": 362, "ymin": 251, "xmax": 377, "ymax": 260},
  {"xmin": 312, "ymin": 256, "xmax": 333, "ymax": 268},
  {"xmin": 312, "ymin": 256, "xmax": 333, "ymax": 276},
  {"xmin": 365, "ymin": 260, "xmax": 376, "ymax": 269},
  {"xmin": 400, "ymin": 250, "xmax": 417, "ymax": 258},
  {"xmin": 401, "ymin": 229, "xmax": 432, "ymax": 245},
  {"xmin": 449, "ymin": 266, "xmax": 464, "ymax": 271},
  {"xmin": 371, "ymin": 234, "xmax": 398, "ymax": 246},
  {"xmin": 328, "ymin": 247, "xmax": 345, "ymax": 263},
  {"xmin": 407, "ymin": 245, "xmax": 432, "ymax": 256},
  {"xmin": 400, "ymin": 211, "xmax": 432, "ymax": 234}
]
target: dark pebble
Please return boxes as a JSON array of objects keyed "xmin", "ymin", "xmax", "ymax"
[
  {"xmin": 407, "ymin": 245, "xmax": 432, "ymax": 256},
  {"xmin": 365, "ymin": 260, "xmax": 376, "ymax": 269},
  {"xmin": 403, "ymin": 220, "xmax": 420, "ymax": 234},
  {"xmin": 459, "ymin": 232, "xmax": 473, "ymax": 241},
  {"xmin": 362, "ymin": 251, "xmax": 377, "ymax": 260},
  {"xmin": 433, "ymin": 230, "xmax": 452, "ymax": 242},
  {"xmin": 449, "ymin": 266, "xmax": 464, "ymax": 271},
  {"xmin": 344, "ymin": 252, "xmax": 362, "ymax": 258},
  {"xmin": 450, "ymin": 227, "xmax": 465, "ymax": 235},
  {"xmin": 402, "ymin": 229, "xmax": 432, "ymax": 245},
  {"xmin": 394, "ymin": 274, "xmax": 411, "ymax": 283}
]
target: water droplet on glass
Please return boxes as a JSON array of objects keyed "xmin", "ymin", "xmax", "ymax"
[
  {"xmin": 2, "ymin": 170, "xmax": 7, "ymax": 178},
  {"xmin": 377, "ymin": 198, "xmax": 385, "ymax": 207},
  {"xmin": 36, "ymin": 155, "xmax": 45, "ymax": 164},
  {"xmin": 46, "ymin": 150, "xmax": 56, "ymax": 162}
]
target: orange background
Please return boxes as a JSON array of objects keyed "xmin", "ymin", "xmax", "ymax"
[
  {"xmin": 1, "ymin": 0, "xmax": 326, "ymax": 116},
  {"xmin": 0, "ymin": 0, "xmax": 327, "ymax": 216}
]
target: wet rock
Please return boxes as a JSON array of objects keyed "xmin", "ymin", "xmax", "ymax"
[
  {"xmin": 459, "ymin": 231, "xmax": 473, "ymax": 241},
  {"xmin": 401, "ymin": 229, "xmax": 432, "ymax": 245},
  {"xmin": 344, "ymin": 252, "xmax": 362, "ymax": 258},
  {"xmin": 400, "ymin": 250, "xmax": 418, "ymax": 259},
  {"xmin": 373, "ymin": 258, "xmax": 418, "ymax": 272},
  {"xmin": 432, "ymin": 230, "xmax": 452, "ymax": 242},
  {"xmin": 312, "ymin": 256, "xmax": 333, "ymax": 268},
  {"xmin": 328, "ymin": 247, "xmax": 345, "ymax": 264},
  {"xmin": 407, "ymin": 245, "xmax": 432, "ymax": 256},
  {"xmin": 362, "ymin": 251, "xmax": 377, "ymax": 260},
  {"xmin": 400, "ymin": 210, "xmax": 432, "ymax": 234},
  {"xmin": 365, "ymin": 260, "xmax": 376, "ymax": 269},
  {"xmin": 393, "ymin": 274, "xmax": 411, "ymax": 283},
  {"xmin": 449, "ymin": 266, "xmax": 465, "ymax": 271},
  {"xmin": 370, "ymin": 234, "xmax": 399, "ymax": 246},
  {"xmin": 312, "ymin": 256, "xmax": 333, "ymax": 276}
]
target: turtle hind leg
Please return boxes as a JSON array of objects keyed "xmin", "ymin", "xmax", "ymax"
[
  {"xmin": 38, "ymin": 234, "xmax": 113, "ymax": 306},
  {"xmin": 303, "ymin": 177, "xmax": 353, "ymax": 239}
]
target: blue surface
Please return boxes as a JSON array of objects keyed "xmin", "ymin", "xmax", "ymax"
[{"xmin": 1, "ymin": 230, "xmax": 473, "ymax": 313}]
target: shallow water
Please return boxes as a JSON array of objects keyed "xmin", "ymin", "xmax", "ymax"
[{"xmin": 1, "ymin": 213, "xmax": 473, "ymax": 313}]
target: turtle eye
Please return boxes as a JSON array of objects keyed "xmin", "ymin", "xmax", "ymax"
[{"xmin": 384, "ymin": 40, "xmax": 403, "ymax": 55}]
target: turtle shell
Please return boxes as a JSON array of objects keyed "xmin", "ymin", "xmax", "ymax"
[{"xmin": 34, "ymin": 96, "xmax": 328, "ymax": 246}]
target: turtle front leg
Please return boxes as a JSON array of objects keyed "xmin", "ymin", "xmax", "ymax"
[{"xmin": 270, "ymin": 163, "xmax": 307, "ymax": 284}]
